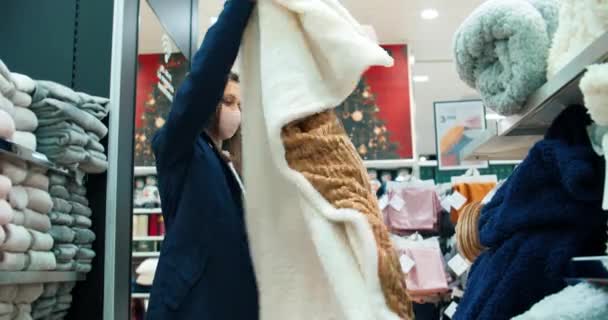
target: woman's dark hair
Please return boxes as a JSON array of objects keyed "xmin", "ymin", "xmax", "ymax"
[{"xmin": 228, "ymin": 71, "xmax": 240, "ymax": 83}]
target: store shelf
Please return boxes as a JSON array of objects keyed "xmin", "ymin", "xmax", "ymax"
[
  {"xmin": 131, "ymin": 293, "xmax": 150, "ymax": 299},
  {"xmin": 0, "ymin": 272, "xmax": 86, "ymax": 285},
  {"xmin": 133, "ymin": 208, "xmax": 162, "ymax": 215},
  {"xmin": 132, "ymin": 252, "xmax": 160, "ymax": 258},
  {"xmin": 464, "ymin": 31, "xmax": 608, "ymax": 161},
  {"xmin": 363, "ymin": 159, "xmax": 417, "ymax": 169},
  {"xmin": 134, "ymin": 166, "xmax": 157, "ymax": 176},
  {"xmin": 133, "ymin": 235, "xmax": 164, "ymax": 241},
  {"xmin": 0, "ymin": 138, "xmax": 71, "ymax": 176}
]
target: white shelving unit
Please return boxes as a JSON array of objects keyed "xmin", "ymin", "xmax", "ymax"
[
  {"xmin": 134, "ymin": 166, "xmax": 157, "ymax": 176},
  {"xmin": 132, "ymin": 252, "xmax": 160, "ymax": 258},
  {"xmin": 0, "ymin": 272, "xmax": 86, "ymax": 285},
  {"xmin": 133, "ymin": 235, "xmax": 164, "ymax": 241},
  {"xmin": 463, "ymin": 32, "xmax": 608, "ymax": 161},
  {"xmin": 133, "ymin": 208, "xmax": 162, "ymax": 215},
  {"xmin": 131, "ymin": 293, "xmax": 150, "ymax": 299}
]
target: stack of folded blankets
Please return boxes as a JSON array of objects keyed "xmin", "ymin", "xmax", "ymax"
[
  {"xmin": 30, "ymin": 282, "xmax": 75, "ymax": 320},
  {"xmin": 0, "ymin": 283, "xmax": 44, "ymax": 320},
  {"xmin": 0, "ymin": 59, "xmax": 39, "ymax": 151},
  {"xmin": 30, "ymin": 81, "xmax": 109, "ymax": 174},
  {"xmin": 48, "ymin": 173, "xmax": 95, "ymax": 273},
  {"xmin": 0, "ymin": 158, "xmax": 56, "ymax": 272}
]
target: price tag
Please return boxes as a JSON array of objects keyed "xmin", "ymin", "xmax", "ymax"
[
  {"xmin": 399, "ymin": 255, "xmax": 415, "ymax": 273},
  {"xmin": 441, "ymin": 198, "xmax": 453, "ymax": 212},
  {"xmin": 444, "ymin": 302, "xmax": 458, "ymax": 319},
  {"xmin": 378, "ymin": 195, "xmax": 389, "ymax": 210},
  {"xmin": 450, "ymin": 191, "xmax": 468, "ymax": 210},
  {"xmin": 451, "ymin": 288, "xmax": 464, "ymax": 299},
  {"xmin": 448, "ymin": 254, "xmax": 471, "ymax": 276},
  {"xmin": 389, "ymin": 195, "xmax": 405, "ymax": 211}
]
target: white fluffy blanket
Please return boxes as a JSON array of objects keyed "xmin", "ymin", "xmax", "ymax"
[{"xmin": 240, "ymin": 0, "xmax": 399, "ymax": 319}]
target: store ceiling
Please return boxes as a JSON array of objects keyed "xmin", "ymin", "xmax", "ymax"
[{"xmin": 139, "ymin": 0, "xmax": 488, "ymax": 155}]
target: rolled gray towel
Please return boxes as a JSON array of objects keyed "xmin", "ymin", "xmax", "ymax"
[
  {"xmin": 28, "ymin": 229, "xmax": 54, "ymax": 251},
  {"xmin": 41, "ymin": 283, "xmax": 59, "ymax": 298},
  {"xmin": 23, "ymin": 209, "xmax": 51, "ymax": 233},
  {"xmin": 0, "ymin": 61, "xmax": 16, "ymax": 99},
  {"xmin": 32, "ymin": 297, "xmax": 55, "ymax": 310},
  {"xmin": 0, "ymin": 285, "xmax": 18, "ymax": 302},
  {"xmin": 25, "ymin": 251, "xmax": 56, "ymax": 271},
  {"xmin": 75, "ymin": 247, "xmax": 95, "ymax": 260},
  {"xmin": 70, "ymin": 194, "xmax": 89, "ymax": 207},
  {"xmin": 55, "ymin": 260, "xmax": 74, "ymax": 271},
  {"xmin": 48, "ymin": 174, "xmax": 67, "ymax": 187},
  {"xmin": 49, "ymin": 186, "xmax": 70, "ymax": 200},
  {"xmin": 56, "ymin": 294, "xmax": 72, "ymax": 304},
  {"xmin": 49, "ymin": 212, "xmax": 74, "ymax": 226},
  {"xmin": 0, "ymin": 94, "xmax": 15, "ymax": 118},
  {"xmin": 73, "ymin": 228, "xmax": 95, "ymax": 245},
  {"xmin": 56, "ymin": 282, "xmax": 75, "ymax": 295},
  {"xmin": 67, "ymin": 183, "xmax": 86, "ymax": 196},
  {"xmin": 53, "ymin": 244, "xmax": 78, "ymax": 261},
  {"xmin": 74, "ymin": 262, "xmax": 92, "ymax": 273},
  {"xmin": 73, "ymin": 215, "xmax": 91, "ymax": 228},
  {"xmin": 51, "ymin": 198, "xmax": 72, "ymax": 214},
  {"xmin": 31, "ymin": 306, "xmax": 52, "ymax": 319},
  {"xmin": 49, "ymin": 226, "xmax": 75, "ymax": 244},
  {"xmin": 70, "ymin": 202, "xmax": 91, "ymax": 217},
  {"xmin": 14, "ymin": 284, "xmax": 44, "ymax": 304}
]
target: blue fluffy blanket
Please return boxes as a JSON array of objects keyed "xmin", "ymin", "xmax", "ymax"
[
  {"xmin": 453, "ymin": 0, "xmax": 558, "ymax": 115},
  {"xmin": 454, "ymin": 105, "xmax": 608, "ymax": 320}
]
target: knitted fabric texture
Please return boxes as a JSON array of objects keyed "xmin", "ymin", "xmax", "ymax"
[
  {"xmin": 454, "ymin": 105, "xmax": 608, "ymax": 320},
  {"xmin": 282, "ymin": 110, "xmax": 412, "ymax": 319},
  {"xmin": 453, "ymin": 0, "xmax": 558, "ymax": 115},
  {"xmin": 455, "ymin": 202, "xmax": 486, "ymax": 262}
]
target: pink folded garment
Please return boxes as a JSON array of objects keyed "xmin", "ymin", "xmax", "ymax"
[
  {"xmin": 28, "ymin": 230, "xmax": 53, "ymax": 251},
  {"xmin": 402, "ymin": 246, "xmax": 449, "ymax": 295},
  {"xmin": 22, "ymin": 172, "xmax": 48, "ymax": 192},
  {"xmin": 11, "ymin": 132, "xmax": 36, "ymax": 151},
  {"xmin": 0, "ymin": 200, "xmax": 13, "ymax": 225},
  {"xmin": 385, "ymin": 187, "xmax": 441, "ymax": 232},
  {"xmin": 11, "ymin": 210, "xmax": 24, "ymax": 226},
  {"xmin": 1, "ymin": 224, "xmax": 32, "ymax": 252},
  {"xmin": 13, "ymin": 107, "xmax": 37, "ymax": 132},
  {"xmin": 0, "ymin": 252, "xmax": 27, "ymax": 271},
  {"xmin": 14, "ymin": 284, "xmax": 43, "ymax": 304},
  {"xmin": 0, "ymin": 94, "xmax": 15, "ymax": 118},
  {"xmin": 23, "ymin": 209, "xmax": 51, "ymax": 233},
  {"xmin": 24, "ymin": 187, "xmax": 52, "ymax": 215},
  {"xmin": 0, "ymin": 175, "xmax": 11, "ymax": 200},
  {"xmin": 25, "ymin": 251, "xmax": 56, "ymax": 271},
  {"xmin": 9, "ymin": 186, "xmax": 28, "ymax": 210},
  {"xmin": 1, "ymin": 160, "xmax": 27, "ymax": 185},
  {"xmin": 0, "ymin": 285, "xmax": 18, "ymax": 302},
  {"xmin": 0, "ymin": 110, "xmax": 15, "ymax": 141},
  {"xmin": 10, "ymin": 73, "xmax": 35, "ymax": 94}
]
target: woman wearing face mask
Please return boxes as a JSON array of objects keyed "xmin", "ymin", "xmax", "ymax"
[{"xmin": 145, "ymin": 0, "xmax": 258, "ymax": 319}]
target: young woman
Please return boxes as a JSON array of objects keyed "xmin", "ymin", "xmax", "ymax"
[{"xmin": 145, "ymin": 0, "xmax": 258, "ymax": 319}]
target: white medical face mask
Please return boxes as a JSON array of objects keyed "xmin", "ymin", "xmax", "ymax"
[{"xmin": 218, "ymin": 107, "xmax": 241, "ymax": 140}]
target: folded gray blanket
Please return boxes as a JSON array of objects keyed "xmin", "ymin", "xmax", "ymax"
[
  {"xmin": 73, "ymin": 228, "xmax": 95, "ymax": 244},
  {"xmin": 52, "ymin": 198, "xmax": 72, "ymax": 213},
  {"xmin": 37, "ymin": 144, "xmax": 88, "ymax": 165},
  {"xmin": 453, "ymin": 0, "xmax": 558, "ymax": 115},
  {"xmin": 36, "ymin": 122, "xmax": 89, "ymax": 147},
  {"xmin": 34, "ymin": 81, "xmax": 81, "ymax": 105},
  {"xmin": 23, "ymin": 209, "xmax": 51, "ymax": 233},
  {"xmin": 55, "ymin": 260, "xmax": 74, "ymax": 271},
  {"xmin": 57, "ymin": 282, "xmax": 75, "ymax": 295},
  {"xmin": 80, "ymin": 102, "xmax": 109, "ymax": 120},
  {"xmin": 49, "ymin": 185, "xmax": 70, "ymax": 200},
  {"xmin": 49, "ymin": 173, "xmax": 67, "ymax": 187},
  {"xmin": 74, "ymin": 262, "xmax": 92, "ymax": 273},
  {"xmin": 32, "ymin": 297, "xmax": 56, "ymax": 310},
  {"xmin": 80, "ymin": 150, "xmax": 108, "ymax": 174},
  {"xmin": 31, "ymin": 98, "xmax": 107, "ymax": 138},
  {"xmin": 49, "ymin": 212, "xmax": 74, "ymax": 226},
  {"xmin": 25, "ymin": 251, "xmax": 56, "ymax": 271},
  {"xmin": 53, "ymin": 244, "xmax": 78, "ymax": 262},
  {"xmin": 78, "ymin": 92, "xmax": 109, "ymax": 106},
  {"xmin": 86, "ymin": 137, "xmax": 105, "ymax": 153},
  {"xmin": 41, "ymin": 283, "xmax": 59, "ymax": 298},
  {"xmin": 49, "ymin": 226, "xmax": 75, "ymax": 244},
  {"xmin": 56, "ymin": 294, "xmax": 72, "ymax": 304},
  {"xmin": 70, "ymin": 202, "xmax": 91, "ymax": 217},
  {"xmin": 67, "ymin": 183, "xmax": 86, "ymax": 196}
]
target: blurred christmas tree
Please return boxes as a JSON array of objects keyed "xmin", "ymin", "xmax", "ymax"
[
  {"xmin": 134, "ymin": 54, "xmax": 188, "ymax": 166},
  {"xmin": 335, "ymin": 78, "xmax": 399, "ymax": 160}
]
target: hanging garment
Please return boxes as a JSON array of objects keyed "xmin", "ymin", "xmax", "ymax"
[
  {"xmin": 454, "ymin": 105, "xmax": 608, "ymax": 320},
  {"xmin": 240, "ymin": 0, "xmax": 411, "ymax": 318},
  {"xmin": 453, "ymin": 0, "xmax": 559, "ymax": 115},
  {"xmin": 450, "ymin": 182, "xmax": 496, "ymax": 224},
  {"xmin": 513, "ymin": 283, "xmax": 608, "ymax": 319},
  {"xmin": 384, "ymin": 186, "xmax": 441, "ymax": 232}
]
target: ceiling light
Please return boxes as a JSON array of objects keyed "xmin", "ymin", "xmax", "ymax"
[
  {"xmin": 421, "ymin": 9, "xmax": 439, "ymax": 20},
  {"xmin": 485, "ymin": 113, "xmax": 506, "ymax": 120},
  {"xmin": 413, "ymin": 75, "xmax": 429, "ymax": 82}
]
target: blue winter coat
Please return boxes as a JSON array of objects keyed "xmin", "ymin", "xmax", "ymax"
[{"xmin": 145, "ymin": 1, "xmax": 258, "ymax": 319}]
